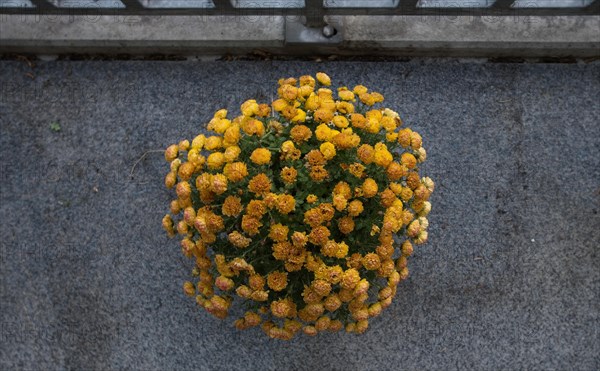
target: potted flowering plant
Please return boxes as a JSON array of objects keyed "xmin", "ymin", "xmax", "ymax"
[{"xmin": 162, "ymin": 72, "xmax": 434, "ymax": 339}]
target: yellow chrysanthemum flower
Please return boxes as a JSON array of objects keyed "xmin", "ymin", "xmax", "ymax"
[
  {"xmin": 250, "ymin": 148, "xmax": 272, "ymax": 165},
  {"xmin": 316, "ymin": 72, "xmax": 331, "ymax": 86},
  {"xmin": 319, "ymin": 142, "xmax": 336, "ymax": 160}
]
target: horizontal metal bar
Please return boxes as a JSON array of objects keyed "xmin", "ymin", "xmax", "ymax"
[
  {"xmin": 401, "ymin": 0, "xmax": 420, "ymax": 10},
  {"xmin": 492, "ymin": 0, "xmax": 515, "ymax": 9},
  {"xmin": 0, "ymin": 5, "xmax": 598, "ymax": 16},
  {"xmin": 213, "ymin": 0, "xmax": 234, "ymax": 11},
  {"xmin": 29, "ymin": 0, "xmax": 56, "ymax": 9},
  {"xmin": 121, "ymin": 0, "xmax": 143, "ymax": 10}
]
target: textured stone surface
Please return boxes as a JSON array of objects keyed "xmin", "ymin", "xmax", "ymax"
[
  {"xmin": 0, "ymin": 14, "xmax": 598, "ymax": 57},
  {"xmin": 0, "ymin": 60, "xmax": 599, "ymax": 370}
]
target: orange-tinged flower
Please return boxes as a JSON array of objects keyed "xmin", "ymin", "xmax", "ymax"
[
  {"xmin": 278, "ymin": 84, "xmax": 298, "ymax": 101},
  {"xmin": 321, "ymin": 240, "xmax": 338, "ymax": 257},
  {"xmin": 276, "ymin": 194, "xmax": 296, "ymax": 214},
  {"xmin": 211, "ymin": 173, "xmax": 228, "ymax": 195},
  {"xmin": 319, "ymin": 203, "xmax": 335, "ymax": 222},
  {"xmin": 246, "ymin": 199, "xmax": 267, "ymax": 217},
  {"xmin": 333, "ymin": 181, "xmax": 352, "ymax": 199},
  {"xmin": 290, "ymin": 125, "xmax": 312, "ymax": 143},
  {"xmin": 281, "ymin": 105, "xmax": 298, "ymax": 120},
  {"xmin": 398, "ymin": 128, "xmax": 412, "ymax": 148},
  {"xmin": 401, "ymin": 152, "xmax": 417, "ymax": 169},
  {"xmin": 357, "ymin": 144, "xmax": 374, "ymax": 164},
  {"xmin": 340, "ymin": 269, "xmax": 361, "ymax": 290},
  {"xmin": 338, "ymin": 217, "xmax": 355, "ymax": 234},
  {"xmin": 223, "ymin": 124, "xmax": 241, "ymax": 145},
  {"xmin": 309, "ymin": 226, "xmax": 330, "ymax": 246},
  {"xmin": 362, "ymin": 253, "xmax": 381, "ymax": 270},
  {"xmin": 248, "ymin": 173, "xmax": 272, "ymax": 195},
  {"xmin": 242, "ymin": 118, "xmax": 265, "ymax": 136},
  {"xmin": 206, "ymin": 152, "xmax": 225, "ymax": 169},
  {"xmin": 362, "ymin": 178, "xmax": 378, "ymax": 198},
  {"xmin": 306, "ymin": 194, "xmax": 318, "ymax": 204},
  {"xmin": 271, "ymin": 298, "xmax": 297, "ymax": 318},
  {"xmin": 324, "ymin": 294, "xmax": 342, "ymax": 312},
  {"xmin": 223, "ymin": 162, "xmax": 248, "ymax": 182},
  {"xmin": 267, "ymin": 271, "xmax": 288, "ymax": 291},
  {"xmin": 311, "ymin": 279, "xmax": 332, "ymax": 297},
  {"xmin": 386, "ymin": 162, "xmax": 405, "ymax": 181},
  {"xmin": 280, "ymin": 166, "xmax": 298, "ymax": 183},
  {"xmin": 332, "ymin": 132, "xmax": 360, "ymax": 149},
  {"xmin": 350, "ymin": 113, "xmax": 366, "ymax": 129},
  {"xmin": 359, "ymin": 93, "xmax": 376, "ymax": 106},
  {"xmin": 250, "ymin": 148, "xmax": 272, "ymax": 165},
  {"xmin": 348, "ymin": 162, "xmax": 365, "ymax": 178},
  {"xmin": 204, "ymin": 136, "xmax": 222, "ymax": 151},
  {"xmin": 314, "ymin": 108, "xmax": 334, "ymax": 123},
  {"xmin": 257, "ymin": 103, "xmax": 271, "ymax": 117},
  {"xmin": 305, "ymin": 149, "xmax": 326, "ymax": 166},
  {"xmin": 333, "ymin": 194, "xmax": 347, "ymax": 211},
  {"xmin": 269, "ymin": 223, "xmax": 289, "ymax": 242},
  {"xmin": 228, "ymin": 231, "xmax": 251, "ymax": 248},
  {"xmin": 410, "ymin": 131, "xmax": 423, "ymax": 150},
  {"xmin": 223, "ymin": 146, "xmax": 241, "ymax": 162},
  {"xmin": 309, "ymin": 166, "xmax": 329, "ymax": 182},
  {"xmin": 372, "ymin": 92, "xmax": 384, "ymax": 103},
  {"xmin": 347, "ymin": 200, "xmax": 364, "ymax": 217},
  {"xmin": 176, "ymin": 181, "xmax": 192, "ymax": 199},
  {"xmin": 215, "ymin": 275, "xmax": 235, "ymax": 291},
  {"xmin": 406, "ymin": 171, "xmax": 421, "ymax": 190},
  {"xmin": 241, "ymin": 215, "xmax": 262, "ymax": 236},
  {"xmin": 291, "ymin": 231, "xmax": 308, "ymax": 248},
  {"xmin": 165, "ymin": 144, "xmax": 179, "ymax": 162},
  {"xmin": 299, "ymin": 74, "xmax": 316, "ymax": 87}
]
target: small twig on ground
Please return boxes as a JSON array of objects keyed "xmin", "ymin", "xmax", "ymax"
[{"xmin": 130, "ymin": 149, "xmax": 164, "ymax": 178}]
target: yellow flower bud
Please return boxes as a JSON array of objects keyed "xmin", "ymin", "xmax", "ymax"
[
  {"xmin": 316, "ymin": 72, "xmax": 331, "ymax": 86},
  {"xmin": 164, "ymin": 144, "xmax": 179, "ymax": 162}
]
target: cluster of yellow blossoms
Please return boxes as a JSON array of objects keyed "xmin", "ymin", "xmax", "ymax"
[{"xmin": 163, "ymin": 72, "xmax": 434, "ymax": 339}]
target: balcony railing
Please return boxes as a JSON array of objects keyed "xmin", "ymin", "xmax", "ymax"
[{"xmin": 0, "ymin": 0, "xmax": 598, "ymax": 19}]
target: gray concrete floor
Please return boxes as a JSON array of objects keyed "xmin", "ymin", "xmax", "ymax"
[{"xmin": 0, "ymin": 60, "xmax": 599, "ymax": 370}]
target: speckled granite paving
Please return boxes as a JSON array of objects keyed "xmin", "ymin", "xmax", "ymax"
[{"xmin": 0, "ymin": 60, "xmax": 598, "ymax": 370}]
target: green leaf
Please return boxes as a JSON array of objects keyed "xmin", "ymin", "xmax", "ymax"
[{"xmin": 49, "ymin": 121, "xmax": 61, "ymax": 132}]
